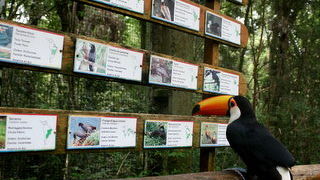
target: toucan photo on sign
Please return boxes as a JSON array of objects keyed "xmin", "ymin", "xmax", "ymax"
[{"xmin": 203, "ymin": 67, "xmax": 240, "ymax": 96}]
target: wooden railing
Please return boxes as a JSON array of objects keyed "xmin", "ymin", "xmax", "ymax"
[{"xmin": 115, "ymin": 164, "xmax": 320, "ymax": 180}]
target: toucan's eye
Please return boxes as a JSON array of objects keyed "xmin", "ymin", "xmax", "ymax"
[{"xmin": 230, "ymin": 101, "xmax": 235, "ymax": 107}]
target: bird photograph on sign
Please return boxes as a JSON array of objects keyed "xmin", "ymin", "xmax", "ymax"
[
  {"xmin": 153, "ymin": 0, "xmax": 175, "ymax": 21},
  {"xmin": 193, "ymin": 95, "xmax": 295, "ymax": 180},
  {"xmin": 74, "ymin": 39, "xmax": 107, "ymax": 74},
  {"xmin": 68, "ymin": 116, "xmax": 100, "ymax": 147},
  {"xmin": 0, "ymin": 24, "xmax": 13, "ymax": 60},
  {"xmin": 206, "ymin": 13, "xmax": 222, "ymax": 37},
  {"xmin": 149, "ymin": 56, "xmax": 173, "ymax": 84},
  {"xmin": 0, "ymin": 116, "xmax": 6, "ymax": 149},
  {"xmin": 200, "ymin": 123, "xmax": 218, "ymax": 145},
  {"xmin": 144, "ymin": 121, "xmax": 167, "ymax": 147}
]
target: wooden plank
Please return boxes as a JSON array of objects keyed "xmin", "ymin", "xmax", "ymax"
[
  {"xmin": 116, "ymin": 171, "xmax": 242, "ymax": 180},
  {"xmin": 114, "ymin": 164, "xmax": 320, "ymax": 180},
  {"xmin": 292, "ymin": 164, "xmax": 320, "ymax": 180},
  {"xmin": 0, "ymin": 107, "xmax": 228, "ymax": 155},
  {"xmin": 0, "ymin": 19, "xmax": 248, "ymax": 96},
  {"xmin": 76, "ymin": 0, "xmax": 249, "ymax": 48}
]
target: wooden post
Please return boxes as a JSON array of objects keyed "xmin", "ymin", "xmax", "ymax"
[
  {"xmin": 204, "ymin": 0, "xmax": 221, "ymax": 66},
  {"xmin": 200, "ymin": 0, "xmax": 221, "ymax": 172}
]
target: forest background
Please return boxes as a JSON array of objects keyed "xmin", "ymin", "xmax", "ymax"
[{"xmin": 0, "ymin": 0, "xmax": 319, "ymax": 179}]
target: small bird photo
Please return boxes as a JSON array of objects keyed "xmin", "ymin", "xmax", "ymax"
[
  {"xmin": 74, "ymin": 39, "xmax": 108, "ymax": 75},
  {"xmin": 149, "ymin": 56, "xmax": 173, "ymax": 85},
  {"xmin": 0, "ymin": 116, "xmax": 7, "ymax": 149},
  {"xmin": 68, "ymin": 116, "xmax": 100, "ymax": 148},
  {"xmin": 206, "ymin": 12, "xmax": 222, "ymax": 37},
  {"xmin": 0, "ymin": 24, "xmax": 13, "ymax": 60},
  {"xmin": 204, "ymin": 68, "xmax": 221, "ymax": 93},
  {"xmin": 144, "ymin": 121, "xmax": 168, "ymax": 147},
  {"xmin": 200, "ymin": 123, "xmax": 218, "ymax": 146},
  {"xmin": 152, "ymin": 0, "xmax": 175, "ymax": 22}
]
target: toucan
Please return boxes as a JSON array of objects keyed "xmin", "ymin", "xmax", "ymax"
[{"xmin": 192, "ymin": 95, "xmax": 295, "ymax": 180}]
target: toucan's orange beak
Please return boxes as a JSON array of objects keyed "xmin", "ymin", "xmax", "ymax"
[{"xmin": 192, "ymin": 95, "xmax": 233, "ymax": 116}]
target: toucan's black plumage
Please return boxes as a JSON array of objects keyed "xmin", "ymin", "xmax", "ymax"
[
  {"xmin": 227, "ymin": 96, "xmax": 295, "ymax": 180},
  {"xmin": 193, "ymin": 95, "xmax": 295, "ymax": 180}
]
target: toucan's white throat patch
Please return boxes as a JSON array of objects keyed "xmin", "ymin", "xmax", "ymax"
[
  {"xmin": 229, "ymin": 106, "xmax": 241, "ymax": 123},
  {"xmin": 276, "ymin": 166, "xmax": 291, "ymax": 180}
]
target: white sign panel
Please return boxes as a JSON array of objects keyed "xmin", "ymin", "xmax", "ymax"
[
  {"xmin": 200, "ymin": 122, "xmax": 229, "ymax": 147},
  {"xmin": 74, "ymin": 39, "xmax": 144, "ymax": 82},
  {"xmin": 0, "ymin": 114, "xmax": 57, "ymax": 152},
  {"xmin": 0, "ymin": 22, "xmax": 64, "ymax": 69},
  {"xmin": 203, "ymin": 67, "xmax": 239, "ymax": 95},
  {"xmin": 149, "ymin": 55, "xmax": 198, "ymax": 90},
  {"xmin": 144, "ymin": 120, "xmax": 193, "ymax": 148},
  {"xmin": 205, "ymin": 11, "xmax": 241, "ymax": 45},
  {"xmin": 67, "ymin": 115, "xmax": 137, "ymax": 149},
  {"xmin": 90, "ymin": 0, "xmax": 144, "ymax": 14},
  {"xmin": 152, "ymin": 0, "xmax": 200, "ymax": 31}
]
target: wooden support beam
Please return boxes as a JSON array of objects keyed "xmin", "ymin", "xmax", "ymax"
[
  {"xmin": 200, "ymin": 0, "xmax": 221, "ymax": 172},
  {"xmin": 200, "ymin": 148, "xmax": 216, "ymax": 172},
  {"xmin": 115, "ymin": 164, "xmax": 320, "ymax": 180}
]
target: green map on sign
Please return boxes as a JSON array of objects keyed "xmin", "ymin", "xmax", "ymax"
[{"xmin": 46, "ymin": 129, "xmax": 53, "ymax": 139}]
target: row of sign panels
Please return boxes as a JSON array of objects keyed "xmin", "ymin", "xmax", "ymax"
[
  {"xmin": 90, "ymin": 0, "xmax": 244, "ymax": 15},
  {"xmin": 89, "ymin": 0, "xmax": 242, "ymax": 45},
  {"xmin": 0, "ymin": 22, "xmax": 240, "ymax": 96},
  {"xmin": 0, "ymin": 113, "xmax": 229, "ymax": 152}
]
